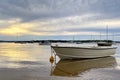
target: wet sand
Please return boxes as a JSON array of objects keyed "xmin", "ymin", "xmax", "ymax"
[
  {"xmin": 79, "ymin": 68, "xmax": 120, "ymax": 80},
  {"xmin": 0, "ymin": 43, "xmax": 120, "ymax": 80},
  {"xmin": 0, "ymin": 68, "xmax": 120, "ymax": 80}
]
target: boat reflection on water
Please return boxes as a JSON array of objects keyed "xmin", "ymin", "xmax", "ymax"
[{"xmin": 51, "ymin": 56, "xmax": 116, "ymax": 77}]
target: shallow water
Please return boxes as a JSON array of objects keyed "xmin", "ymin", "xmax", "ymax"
[{"xmin": 0, "ymin": 43, "xmax": 120, "ymax": 80}]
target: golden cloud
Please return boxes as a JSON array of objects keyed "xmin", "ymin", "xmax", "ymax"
[
  {"xmin": 0, "ymin": 16, "xmax": 120, "ymax": 37},
  {"xmin": 0, "ymin": 23, "xmax": 34, "ymax": 36}
]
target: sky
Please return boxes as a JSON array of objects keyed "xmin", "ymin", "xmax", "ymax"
[{"xmin": 0, "ymin": 0, "xmax": 120, "ymax": 41}]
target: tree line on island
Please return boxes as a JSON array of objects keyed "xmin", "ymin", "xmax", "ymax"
[{"xmin": 0, "ymin": 40, "xmax": 119, "ymax": 44}]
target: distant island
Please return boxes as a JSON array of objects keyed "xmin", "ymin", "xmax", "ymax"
[{"xmin": 0, "ymin": 40, "xmax": 120, "ymax": 44}]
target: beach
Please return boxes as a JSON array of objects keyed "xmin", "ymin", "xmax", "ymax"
[{"xmin": 0, "ymin": 43, "xmax": 120, "ymax": 80}]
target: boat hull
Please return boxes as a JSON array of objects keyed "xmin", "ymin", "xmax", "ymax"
[{"xmin": 52, "ymin": 46, "xmax": 117, "ymax": 59}]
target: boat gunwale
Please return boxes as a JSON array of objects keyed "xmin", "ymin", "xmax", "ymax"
[{"xmin": 51, "ymin": 46, "xmax": 117, "ymax": 50}]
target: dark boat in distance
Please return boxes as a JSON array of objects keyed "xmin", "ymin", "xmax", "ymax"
[{"xmin": 97, "ymin": 42, "xmax": 112, "ymax": 46}]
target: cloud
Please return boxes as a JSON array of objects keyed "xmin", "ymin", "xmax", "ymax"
[
  {"xmin": 0, "ymin": 21, "xmax": 35, "ymax": 36},
  {"xmin": 0, "ymin": 13, "xmax": 120, "ymax": 37},
  {"xmin": 0, "ymin": 0, "xmax": 120, "ymax": 40},
  {"xmin": 1, "ymin": 0, "xmax": 120, "ymax": 22}
]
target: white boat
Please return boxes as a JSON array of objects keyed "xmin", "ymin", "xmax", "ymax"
[
  {"xmin": 51, "ymin": 56, "xmax": 116, "ymax": 76},
  {"xmin": 39, "ymin": 41, "xmax": 51, "ymax": 45},
  {"xmin": 51, "ymin": 46, "xmax": 117, "ymax": 59}
]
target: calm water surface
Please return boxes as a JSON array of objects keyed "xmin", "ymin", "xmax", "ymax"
[{"xmin": 0, "ymin": 43, "xmax": 120, "ymax": 80}]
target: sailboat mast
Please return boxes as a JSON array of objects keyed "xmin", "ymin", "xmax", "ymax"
[
  {"xmin": 112, "ymin": 32, "xmax": 114, "ymax": 42},
  {"xmin": 106, "ymin": 25, "xmax": 108, "ymax": 41},
  {"xmin": 100, "ymin": 32, "xmax": 101, "ymax": 41}
]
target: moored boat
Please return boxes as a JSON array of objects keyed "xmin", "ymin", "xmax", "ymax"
[
  {"xmin": 51, "ymin": 46, "xmax": 117, "ymax": 59},
  {"xmin": 39, "ymin": 41, "xmax": 51, "ymax": 45},
  {"xmin": 97, "ymin": 42, "xmax": 112, "ymax": 46}
]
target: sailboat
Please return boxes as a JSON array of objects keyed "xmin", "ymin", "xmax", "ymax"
[
  {"xmin": 97, "ymin": 41, "xmax": 112, "ymax": 46},
  {"xmin": 97, "ymin": 26, "xmax": 112, "ymax": 46}
]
